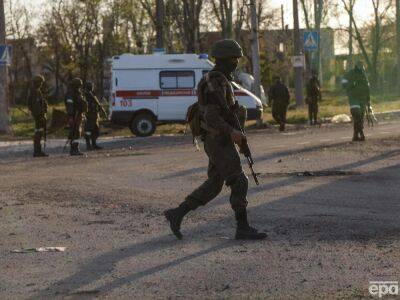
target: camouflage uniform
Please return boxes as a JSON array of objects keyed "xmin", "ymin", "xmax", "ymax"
[
  {"xmin": 342, "ymin": 62, "xmax": 370, "ymax": 141},
  {"xmin": 164, "ymin": 39, "xmax": 267, "ymax": 240},
  {"xmin": 185, "ymin": 69, "xmax": 248, "ymax": 212},
  {"xmin": 65, "ymin": 78, "xmax": 88, "ymax": 155},
  {"xmin": 306, "ymin": 76, "xmax": 321, "ymax": 125},
  {"xmin": 27, "ymin": 75, "xmax": 48, "ymax": 157},
  {"xmin": 268, "ymin": 77, "xmax": 290, "ymax": 131},
  {"xmin": 84, "ymin": 82, "xmax": 103, "ymax": 150}
]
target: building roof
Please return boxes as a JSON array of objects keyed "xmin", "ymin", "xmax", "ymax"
[{"xmin": 111, "ymin": 53, "xmax": 214, "ymax": 70}]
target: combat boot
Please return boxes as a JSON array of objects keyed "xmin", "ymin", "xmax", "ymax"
[
  {"xmin": 234, "ymin": 208, "xmax": 267, "ymax": 240},
  {"xmin": 279, "ymin": 123, "xmax": 285, "ymax": 131},
  {"xmin": 85, "ymin": 134, "xmax": 93, "ymax": 151},
  {"xmin": 352, "ymin": 132, "xmax": 360, "ymax": 142},
  {"xmin": 359, "ymin": 130, "xmax": 366, "ymax": 141},
  {"xmin": 34, "ymin": 151, "xmax": 49, "ymax": 157},
  {"xmin": 33, "ymin": 132, "xmax": 48, "ymax": 157},
  {"xmin": 91, "ymin": 137, "xmax": 103, "ymax": 150},
  {"xmin": 70, "ymin": 142, "xmax": 84, "ymax": 156},
  {"xmin": 164, "ymin": 202, "xmax": 192, "ymax": 240}
]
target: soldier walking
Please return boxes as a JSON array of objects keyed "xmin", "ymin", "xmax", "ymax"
[
  {"xmin": 65, "ymin": 78, "xmax": 88, "ymax": 155},
  {"xmin": 84, "ymin": 82, "xmax": 104, "ymax": 150},
  {"xmin": 268, "ymin": 76, "xmax": 290, "ymax": 131},
  {"xmin": 342, "ymin": 61, "xmax": 371, "ymax": 141},
  {"xmin": 27, "ymin": 75, "xmax": 49, "ymax": 157},
  {"xmin": 164, "ymin": 39, "xmax": 267, "ymax": 240},
  {"xmin": 306, "ymin": 73, "xmax": 321, "ymax": 125}
]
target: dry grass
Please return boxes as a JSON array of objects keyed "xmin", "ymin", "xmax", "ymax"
[{"xmin": 3, "ymin": 92, "xmax": 400, "ymax": 140}]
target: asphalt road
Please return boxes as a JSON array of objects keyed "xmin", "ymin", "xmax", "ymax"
[{"xmin": 1, "ymin": 122, "xmax": 400, "ymax": 299}]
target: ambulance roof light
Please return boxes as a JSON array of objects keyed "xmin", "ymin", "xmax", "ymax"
[{"xmin": 198, "ymin": 54, "xmax": 208, "ymax": 59}]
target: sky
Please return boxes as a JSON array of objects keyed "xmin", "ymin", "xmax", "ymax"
[{"xmin": 20, "ymin": 0, "xmax": 376, "ymax": 30}]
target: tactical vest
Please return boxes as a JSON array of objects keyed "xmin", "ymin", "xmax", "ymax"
[{"xmin": 186, "ymin": 70, "xmax": 245, "ymax": 142}]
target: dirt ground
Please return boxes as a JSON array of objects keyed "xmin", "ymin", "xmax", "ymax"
[{"xmin": 1, "ymin": 122, "xmax": 400, "ymax": 299}]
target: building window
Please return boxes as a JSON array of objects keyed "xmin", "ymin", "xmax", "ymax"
[{"xmin": 160, "ymin": 71, "xmax": 195, "ymax": 89}]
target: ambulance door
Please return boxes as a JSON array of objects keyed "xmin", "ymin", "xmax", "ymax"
[
  {"xmin": 114, "ymin": 69, "xmax": 158, "ymax": 116},
  {"xmin": 158, "ymin": 70, "xmax": 196, "ymax": 121}
]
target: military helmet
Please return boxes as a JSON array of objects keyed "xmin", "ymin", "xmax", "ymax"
[
  {"xmin": 32, "ymin": 75, "xmax": 45, "ymax": 86},
  {"xmin": 85, "ymin": 81, "xmax": 94, "ymax": 92},
  {"xmin": 211, "ymin": 39, "xmax": 243, "ymax": 59},
  {"xmin": 70, "ymin": 77, "xmax": 83, "ymax": 89}
]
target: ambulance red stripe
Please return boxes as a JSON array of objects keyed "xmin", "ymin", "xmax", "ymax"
[{"xmin": 115, "ymin": 89, "xmax": 248, "ymax": 98}]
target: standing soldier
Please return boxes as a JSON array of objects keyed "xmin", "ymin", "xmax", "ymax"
[
  {"xmin": 27, "ymin": 75, "xmax": 49, "ymax": 157},
  {"xmin": 268, "ymin": 76, "xmax": 290, "ymax": 131},
  {"xmin": 342, "ymin": 61, "xmax": 371, "ymax": 141},
  {"xmin": 306, "ymin": 73, "xmax": 322, "ymax": 125},
  {"xmin": 164, "ymin": 39, "xmax": 267, "ymax": 240},
  {"xmin": 65, "ymin": 78, "xmax": 88, "ymax": 155},
  {"xmin": 84, "ymin": 82, "xmax": 104, "ymax": 150}
]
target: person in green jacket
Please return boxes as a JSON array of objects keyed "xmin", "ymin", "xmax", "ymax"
[
  {"xmin": 342, "ymin": 61, "xmax": 371, "ymax": 141},
  {"xmin": 27, "ymin": 75, "xmax": 49, "ymax": 157}
]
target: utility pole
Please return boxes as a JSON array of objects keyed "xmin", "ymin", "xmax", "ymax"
[
  {"xmin": 397, "ymin": 0, "xmax": 400, "ymax": 94},
  {"xmin": 155, "ymin": 0, "xmax": 164, "ymax": 51},
  {"xmin": 249, "ymin": 0, "xmax": 263, "ymax": 125},
  {"xmin": 292, "ymin": 0, "xmax": 304, "ymax": 106},
  {"xmin": 0, "ymin": 0, "xmax": 10, "ymax": 134}
]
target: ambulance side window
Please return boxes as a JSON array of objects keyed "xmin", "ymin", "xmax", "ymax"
[{"xmin": 160, "ymin": 71, "xmax": 195, "ymax": 89}]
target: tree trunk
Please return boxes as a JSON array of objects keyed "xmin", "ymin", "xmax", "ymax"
[
  {"xmin": 156, "ymin": 0, "xmax": 164, "ymax": 49},
  {"xmin": 348, "ymin": 2, "xmax": 353, "ymax": 70},
  {"xmin": 396, "ymin": 0, "xmax": 400, "ymax": 94},
  {"xmin": 249, "ymin": 0, "xmax": 262, "ymax": 125}
]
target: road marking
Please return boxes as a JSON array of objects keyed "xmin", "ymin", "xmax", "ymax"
[
  {"xmin": 298, "ymin": 141, "xmax": 311, "ymax": 145},
  {"xmin": 340, "ymin": 137, "xmax": 348, "ymax": 140},
  {"xmin": 379, "ymin": 131, "xmax": 390, "ymax": 134},
  {"xmin": 320, "ymin": 139, "xmax": 332, "ymax": 142}
]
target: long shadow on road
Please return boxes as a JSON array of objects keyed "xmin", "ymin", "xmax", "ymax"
[
  {"xmin": 159, "ymin": 141, "xmax": 351, "ymax": 180},
  {"xmin": 30, "ymin": 149, "xmax": 400, "ymax": 298}
]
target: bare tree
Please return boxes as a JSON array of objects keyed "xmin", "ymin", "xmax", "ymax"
[{"xmin": 210, "ymin": 0, "xmax": 234, "ymax": 38}]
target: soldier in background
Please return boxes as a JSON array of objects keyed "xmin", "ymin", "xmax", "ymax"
[
  {"xmin": 65, "ymin": 78, "xmax": 88, "ymax": 155},
  {"xmin": 342, "ymin": 61, "xmax": 371, "ymax": 141},
  {"xmin": 268, "ymin": 76, "xmax": 290, "ymax": 131},
  {"xmin": 84, "ymin": 82, "xmax": 104, "ymax": 150},
  {"xmin": 306, "ymin": 73, "xmax": 322, "ymax": 125},
  {"xmin": 164, "ymin": 39, "xmax": 267, "ymax": 241},
  {"xmin": 27, "ymin": 75, "xmax": 49, "ymax": 157}
]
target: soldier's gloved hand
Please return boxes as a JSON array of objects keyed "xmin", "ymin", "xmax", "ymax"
[
  {"xmin": 230, "ymin": 129, "xmax": 245, "ymax": 146},
  {"xmin": 69, "ymin": 117, "xmax": 74, "ymax": 127}
]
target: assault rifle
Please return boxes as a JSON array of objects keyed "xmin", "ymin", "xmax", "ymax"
[
  {"xmin": 232, "ymin": 113, "xmax": 260, "ymax": 186},
  {"xmin": 88, "ymin": 91, "xmax": 107, "ymax": 118},
  {"xmin": 43, "ymin": 116, "xmax": 47, "ymax": 152}
]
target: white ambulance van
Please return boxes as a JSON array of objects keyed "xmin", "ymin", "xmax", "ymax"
[{"xmin": 109, "ymin": 53, "xmax": 263, "ymax": 137}]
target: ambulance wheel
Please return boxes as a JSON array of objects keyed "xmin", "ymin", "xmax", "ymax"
[{"xmin": 130, "ymin": 113, "xmax": 156, "ymax": 137}]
